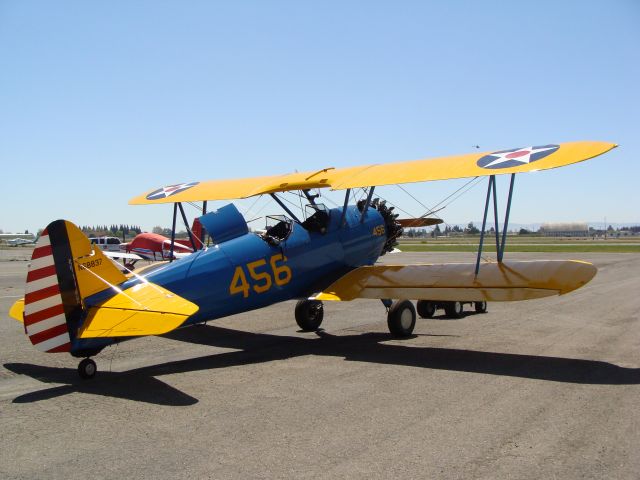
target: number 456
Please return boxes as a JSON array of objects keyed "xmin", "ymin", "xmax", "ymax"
[{"xmin": 229, "ymin": 253, "xmax": 292, "ymax": 298}]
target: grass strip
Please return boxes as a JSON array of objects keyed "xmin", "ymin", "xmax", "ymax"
[{"xmin": 398, "ymin": 244, "xmax": 640, "ymax": 253}]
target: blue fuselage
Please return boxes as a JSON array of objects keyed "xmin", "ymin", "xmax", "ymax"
[{"xmin": 78, "ymin": 204, "xmax": 387, "ymax": 353}]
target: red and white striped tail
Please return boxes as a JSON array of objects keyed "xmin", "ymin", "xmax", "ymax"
[{"xmin": 23, "ymin": 229, "xmax": 71, "ymax": 353}]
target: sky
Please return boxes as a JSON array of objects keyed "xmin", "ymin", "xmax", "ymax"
[{"xmin": 1, "ymin": 0, "xmax": 638, "ymax": 234}]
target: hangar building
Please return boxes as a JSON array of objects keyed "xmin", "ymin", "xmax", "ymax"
[{"xmin": 539, "ymin": 222, "xmax": 589, "ymax": 237}]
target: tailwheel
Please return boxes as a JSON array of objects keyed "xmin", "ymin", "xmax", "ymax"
[
  {"xmin": 78, "ymin": 358, "xmax": 97, "ymax": 380},
  {"xmin": 474, "ymin": 301, "xmax": 488, "ymax": 313},
  {"xmin": 444, "ymin": 301, "xmax": 464, "ymax": 319},
  {"xmin": 295, "ymin": 299, "xmax": 324, "ymax": 331},
  {"xmin": 416, "ymin": 300, "xmax": 436, "ymax": 319},
  {"xmin": 387, "ymin": 300, "xmax": 416, "ymax": 337}
]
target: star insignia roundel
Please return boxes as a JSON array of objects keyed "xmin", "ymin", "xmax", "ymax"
[
  {"xmin": 145, "ymin": 182, "xmax": 200, "ymax": 201},
  {"xmin": 477, "ymin": 145, "xmax": 560, "ymax": 169}
]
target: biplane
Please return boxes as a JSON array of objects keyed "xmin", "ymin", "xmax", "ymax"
[{"xmin": 8, "ymin": 141, "xmax": 616, "ymax": 379}]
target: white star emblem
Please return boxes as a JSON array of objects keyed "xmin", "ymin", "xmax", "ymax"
[
  {"xmin": 146, "ymin": 182, "xmax": 199, "ymax": 200},
  {"xmin": 477, "ymin": 145, "xmax": 559, "ymax": 169}
]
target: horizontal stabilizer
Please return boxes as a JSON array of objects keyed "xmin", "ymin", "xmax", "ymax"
[
  {"xmin": 9, "ymin": 298, "xmax": 24, "ymax": 323},
  {"xmin": 314, "ymin": 260, "xmax": 596, "ymax": 302},
  {"xmin": 78, "ymin": 282, "xmax": 199, "ymax": 338}
]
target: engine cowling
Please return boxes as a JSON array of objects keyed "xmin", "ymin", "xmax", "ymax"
[{"xmin": 357, "ymin": 198, "xmax": 403, "ymax": 255}]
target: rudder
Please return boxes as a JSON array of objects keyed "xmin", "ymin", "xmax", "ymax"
[{"xmin": 23, "ymin": 220, "xmax": 127, "ymax": 352}]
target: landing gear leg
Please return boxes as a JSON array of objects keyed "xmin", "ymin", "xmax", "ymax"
[{"xmin": 78, "ymin": 358, "xmax": 97, "ymax": 380}]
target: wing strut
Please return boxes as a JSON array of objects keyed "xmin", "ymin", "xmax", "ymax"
[
  {"xmin": 167, "ymin": 201, "xmax": 202, "ymax": 262},
  {"xmin": 177, "ymin": 202, "xmax": 198, "ymax": 251},
  {"xmin": 339, "ymin": 188, "xmax": 351, "ymax": 227},
  {"xmin": 475, "ymin": 173, "xmax": 516, "ymax": 275},
  {"xmin": 169, "ymin": 203, "xmax": 178, "ymax": 262},
  {"xmin": 360, "ymin": 186, "xmax": 376, "ymax": 223},
  {"xmin": 270, "ymin": 193, "xmax": 302, "ymax": 224}
]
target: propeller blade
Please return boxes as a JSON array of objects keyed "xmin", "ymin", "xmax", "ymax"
[{"xmin": 397, "ymin": 218, "xmax": 443, "ymax": 228}]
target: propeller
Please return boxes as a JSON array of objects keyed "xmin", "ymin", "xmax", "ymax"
[{"xmin": 396, "ymin": 218, "xmax": 443, "ymax": 228}]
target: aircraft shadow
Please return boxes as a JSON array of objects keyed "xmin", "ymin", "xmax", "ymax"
[
  {"xmin": 5, "ymin": 324, "xmax": 640, "ymax": 406},
  {"xmin": 4, "ymin": 363, "xmax": 198, "ymax": 406}
]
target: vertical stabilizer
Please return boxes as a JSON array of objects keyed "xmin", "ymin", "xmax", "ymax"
[{"xmin": 23, "ymin": 220, "xmax": 127, "ymax": 352}]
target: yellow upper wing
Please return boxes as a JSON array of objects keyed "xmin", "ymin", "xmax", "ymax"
[{"xmin": 129, "ymin": 141, "xmax": 616, "ymax": 205}]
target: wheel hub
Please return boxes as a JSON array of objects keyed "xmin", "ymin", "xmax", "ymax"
[{"xmin": 400, "ymin": 309, "xmax": 413, "ymax": 330}]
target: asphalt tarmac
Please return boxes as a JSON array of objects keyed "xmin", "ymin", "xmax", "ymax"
[{"xmin": 1, "ymin": 250, "xmax": 639, "ymax": 479}]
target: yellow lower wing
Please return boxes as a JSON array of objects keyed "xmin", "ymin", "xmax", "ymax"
[
  {"xmin": 314, "ymin": 260, "xmax": 596, "ymax": 302},
  {"xmin": 78, "ymin": 282, "xmax": 199, "ymax": 338}
]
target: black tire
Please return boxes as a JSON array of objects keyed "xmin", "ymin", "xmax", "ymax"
[
  {"xmin": 387, "ymin": 300, "xmax": 416, "ymax": 337},
  {"xmin": 474, "ymin": 301, "xmax": 488, "ymax": 313},
  {"xmin": 78, "ymin": 358, "xmax": 97, "ymax": 380},
  {"xmin": 444, "ymin": 301, "xmax": 464, "ymax": 319},
  {"xmin": 416, "ymin": 300, "xmax": 436, "ymax": 319},
  {"xmin": 295, "ymin": 299, "xmax": 324, "ymax": 331}
]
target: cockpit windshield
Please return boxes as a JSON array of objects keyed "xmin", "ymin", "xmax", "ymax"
[
  {"xmin": 261, "ymin": 215, "xmax": 293, "ymax": 246},
  {"xmin": 302, "ymin": 204, "xmax": 330, "ymax": 234}
]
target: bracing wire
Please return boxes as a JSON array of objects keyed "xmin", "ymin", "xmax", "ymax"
[{"xmin": 186, "ymin": 201, "xmax": 203, "ymax": 213}]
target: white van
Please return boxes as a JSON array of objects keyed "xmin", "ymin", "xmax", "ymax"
[{"xmin": 89, "ymin": 236, "xmax": 122, "ymax": 252}]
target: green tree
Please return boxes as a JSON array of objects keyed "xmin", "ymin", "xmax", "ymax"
[{"xmin": 466, "ymin": 222, "xmax": 480, "ymax": 235}]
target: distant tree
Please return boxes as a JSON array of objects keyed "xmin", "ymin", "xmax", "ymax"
[
  {"xmin": 488, "ymin": 226, "xmax": 495, "ymax": 234},
  {"xmin": 466, "ymin": 222, "xmax": 480, "ymax": 235},
  {"xmin": 431, "ymin": 224, "xmax": 441, "ymax": 238},
  {"xmin": 152, "ymin": 226, "xmax": 164, "ymax": 235},
  {"xmin": 519, "ymin": 228, "xmax": 531, "ymax": 235}
]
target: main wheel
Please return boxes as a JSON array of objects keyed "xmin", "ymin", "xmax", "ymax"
[
  {"xmin": 444, "ymin": 301, "xmax": 464, "ymax": 319},
  {"xmin": 387, "ymin": 300, "xmax": 416, "ymax": 337},
  {"xmin": 416, "ymin": 300, "xmax": 436, "ymax": 319},
  {"xmin": 78, "ymin": 358, "xmax": 97, "ymax": 380},
  {"xmin": 295, "ymin": 299, "xmax": 324, "ymax": 331},
  {"xmin": 474, "ymin": 301, "xmax": 488, "ymax": 313}
]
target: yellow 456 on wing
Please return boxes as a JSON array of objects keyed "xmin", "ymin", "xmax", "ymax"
[{"xmin": 229, "ymin": 253, "xmax": 292, "ymax": 298}]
